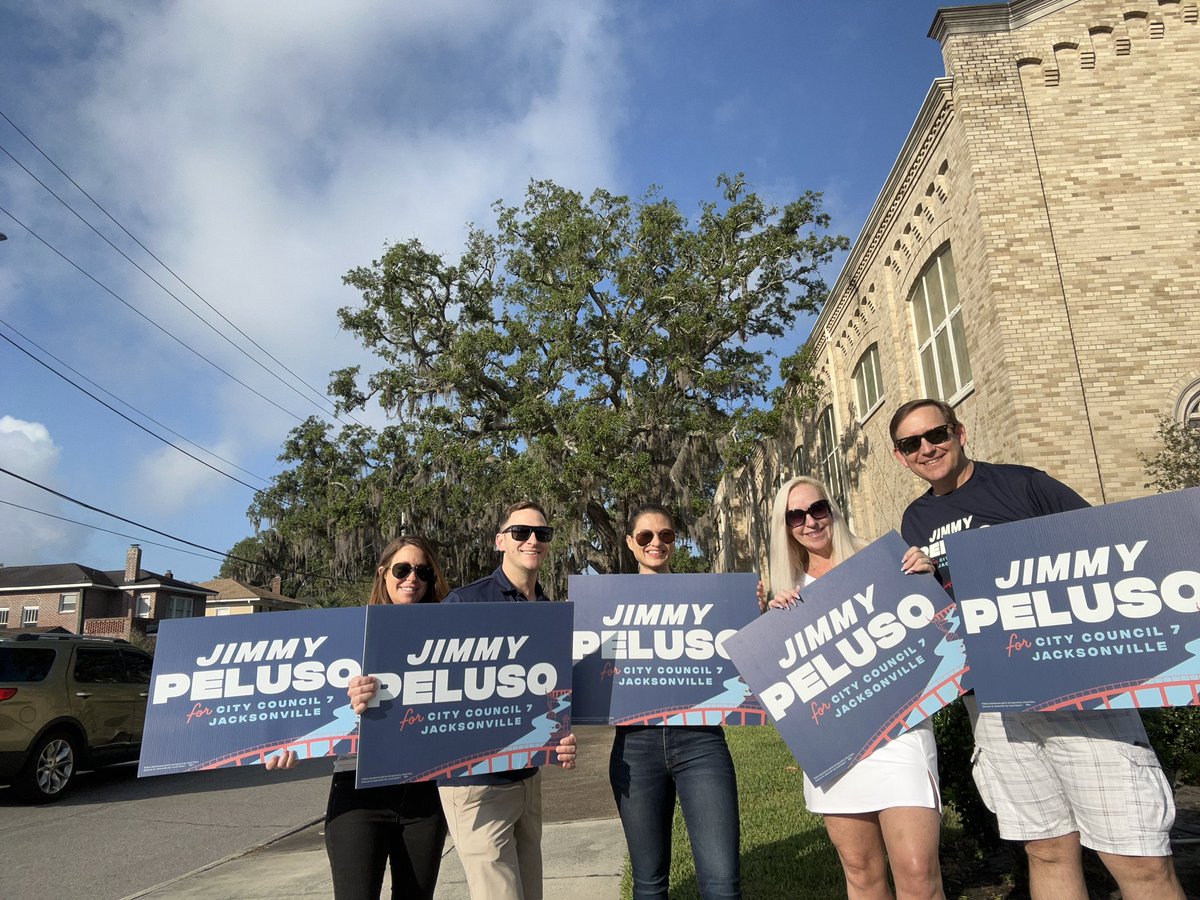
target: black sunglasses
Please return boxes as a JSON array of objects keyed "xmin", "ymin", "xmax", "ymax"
[
  {"xmin": 785, "ymin": 499, "xmax": 832, "ymax": 528},
  {"xmin": 894, "ymin": 423, "xmax": 957, "ymax": 455},
  {"xmin": 633, "ymin": 528, "xmax": 676, "ymax": 547},
  {"xmin": 500, "ymin": 524, "xmax": 555, "ymax": 543},
  {"xmin": 390, "ymin": 562, "xmax": 435, "ymax": 583}
]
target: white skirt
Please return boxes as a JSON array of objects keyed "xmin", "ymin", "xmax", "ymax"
[{"xmin": 802, "ymin": 719, "xmax": 941, "ymax": 815}]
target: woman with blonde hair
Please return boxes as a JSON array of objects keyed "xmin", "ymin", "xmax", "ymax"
[{"xmin": 766, "ymin": 476, "xmax": 945, "ymax": 900}]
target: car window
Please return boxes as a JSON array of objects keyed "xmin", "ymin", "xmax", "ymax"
[
  {"xmin": 74, "ymin": 647, "xmax": 126, "ymax": 684},
  {"xmin": 0, "ymin": 647, "xmax": 57, "ymax": 682},
  {"xmin": 121, "ymin": 650, "xmax": 153, "ymax": 684}
]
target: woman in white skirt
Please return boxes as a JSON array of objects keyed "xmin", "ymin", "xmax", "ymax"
[{"xmin": 766, "ymin": 475, "xmax": 945, "ymax": 900}]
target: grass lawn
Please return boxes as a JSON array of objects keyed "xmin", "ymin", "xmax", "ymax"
[{"xmin": 618, "ymin": 725, "xmax": 976, "ymax": 898}]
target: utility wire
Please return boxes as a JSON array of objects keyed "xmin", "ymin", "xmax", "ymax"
[
  {"xmin": 0, "ymin": 107, "xmax": 366, "ymax": 427},
  {"xmin": 0, "ymin": 203, "xmax": 307, "ymax": 424},
  {"xmin": 0, "ymin": 465, "xmax": 334, "ymax": 581},
  {"xmin": 0, "ymin": 327, "xmax": 266, "ymax": 491},
  {"xmin": 0, "ymin": 498, "xmax": 227, "ymax": 565},
  {"xmin": 0, "ymin": 315, "xmax": 268, "ymax": 484},
  {"xmin": 0, "ymin": 136, "xmax": 350, "ymax": 424}
]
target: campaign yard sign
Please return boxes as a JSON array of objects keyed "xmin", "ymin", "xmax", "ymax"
[
  {"xmin": 355, "ymin": 602, "xmax": 574, "ymax": 788},
  {"xmin": 724, "ymin": 531, "xmax": 966, "ymax": 786},
  {"xmin": 139, "ymin": 607, "xmax": 367, "ymax": 776},
  {"xmin": 569, "ymin": 573, "xmax": 762, "ymax": 726},
  {"xmin": 944, "ymin": 486, "xmax": 1200, "ymax": 713}
]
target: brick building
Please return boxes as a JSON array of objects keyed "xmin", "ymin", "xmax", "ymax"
[
  {"xmin": 713, "ymin": 0, "xmax": 1200, "ymax": 575},
  {"xmin": 0, "ymin": 544, "xmax": 215, "ymax": 637}
]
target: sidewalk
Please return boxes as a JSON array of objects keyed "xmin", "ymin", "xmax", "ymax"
[{"xmin": 128, "ymin": 725, "xmax": 626, "ymax": 900}]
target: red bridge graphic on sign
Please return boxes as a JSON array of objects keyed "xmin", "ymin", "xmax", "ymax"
[
  {"xmin": 615, "ymin": 701, "xmax": 767, "ymax": 727},
  {"xmin": 1032, "ymin": 673, "xmax": 1200, "ymax": 711},
  {"xmin": 200, "ymin": 689, "xmax": 574, "ymax": 778},
  {"xmin": 854, "ymin": 666, "xmax": 969, "ymax": 762}
]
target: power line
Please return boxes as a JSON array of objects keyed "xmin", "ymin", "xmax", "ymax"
[
  {"xmin": 0, "ymin": 498, "xmax": 227, "ymax": 565},
  {"xmin": 0, "ymin": 316, "xmax": 269, "ymax": 484},
  {"xmin": 0, "ymin": 202, "xmax": 308, "ymax": 424},
  {"xmin": 0, "ymin": 325, "xmax": 267, "ymax": 491},
  {"xmin": 0, "ymin": 134, "xmax": 352, "ymax": 423},
  {"xmin": 0, "ymin": 466, "xmax": 334, "ymax": 582}
]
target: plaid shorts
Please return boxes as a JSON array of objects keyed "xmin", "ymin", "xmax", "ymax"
[{"xmin": 970, "ymin": 706, "xmax": 1174, "ymax": 855}]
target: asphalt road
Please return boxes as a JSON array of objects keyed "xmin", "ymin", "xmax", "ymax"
[{"xmin": 0, "ymin": 759, "xmax": 330, "ymax": 900}]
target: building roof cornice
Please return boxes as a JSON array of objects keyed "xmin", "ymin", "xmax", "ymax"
[
  {"xmin": 810, "ymin": 77, "xmax": 953, "ymax": 358},
  {"xmin": 929, "ymin": 0, "xmax": 1082, "ymax": 43}
]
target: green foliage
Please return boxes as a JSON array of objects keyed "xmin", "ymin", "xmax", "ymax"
[
  {"xmin": 246, "ymin": 175, "xmax": 845, "ymax": 593},
  {"xmin": 1141, "ymin": 416, "xmax": 1200, "ymax": 492},
  {"xmin": 931, "ymin": 700, "xmax": 1000, "ymax": 851},
  {"xmin": 621, "ymin": 726, "xmax": 843, "ymax": 899},
  {"xmin": 1142, "ymin": 706, "xmax": 1200, "ymax": 787}
]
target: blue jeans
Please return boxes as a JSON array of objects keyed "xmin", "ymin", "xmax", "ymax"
[{"xmin": 609, "ymin": 725, "xmax": 741, "ymax": 900}]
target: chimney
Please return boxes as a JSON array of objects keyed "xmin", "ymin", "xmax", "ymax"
[
  {"xmin": 271, "ymin": 575, "xmax": 282, "ymax": 595},
  {"xmin": 163, "ymin": 570, "xmax": 173, "ymax": 580},
  {"xmin": 125, "ymin": 544, "xmax": 142, "ymax": 582}
]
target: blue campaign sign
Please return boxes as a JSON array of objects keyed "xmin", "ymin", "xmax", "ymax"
[
  {"xmin": 569, "ymin": 573, "xmax": 764, "ymax": 726},
  {"xmin": 139, "ymin": 607, "xmax": 367, "ymax": 777},
  {"xmin": 944, "ymin": 487, "xmax": 1200, "ymax": 713},
  {"xmin": 723, "ymin": 531, "xmax": 965, "ymax": 786},
  {"xmin": 356, "ymin": 602, "xmax": 574, "ymax": 787}
]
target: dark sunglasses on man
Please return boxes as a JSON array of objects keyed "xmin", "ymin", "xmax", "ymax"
[
  {"xmin": 633, "ymin": 528, "xmax": 676, "ymax": 547},
  {"xmin": 893, "ymin": 423, "xmax": 957, "ymax": 456},
  {"xmin": 785, "ymin": 499, "xmax": 832, "ymax": 528},
  {"xmin": 500, "ymin": 524, "xmax": 555, "ymax": 543},
  {"xmin": 390, "ymin": 562, "xmax": 435, "ymax": 583}
]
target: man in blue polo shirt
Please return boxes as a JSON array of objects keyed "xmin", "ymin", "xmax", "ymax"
[{"xmin": 439, "ymin": 499, "xmax": 577, "ymax": 900}]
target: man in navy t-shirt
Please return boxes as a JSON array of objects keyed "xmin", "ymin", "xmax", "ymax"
[
  {"xmin": 438, "ymin": 500, "xmax": 577, "ymax": 900},
  {"xmin": 890, "ymin": 398, "xmax": 1182, "ymax": 900}
]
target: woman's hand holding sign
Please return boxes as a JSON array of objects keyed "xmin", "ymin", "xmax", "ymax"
[
  {"xmin": 348, "ymin": 674, "xmax": 379, "ymax": 715},
  {"xmin": 901, "ymin": 546, "xmax": 935, "ymax": 575}
]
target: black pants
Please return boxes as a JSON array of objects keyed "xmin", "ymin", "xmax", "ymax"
[{"xmin": 324, "ymin": 772, "xmax": 448, "ymax": 900}]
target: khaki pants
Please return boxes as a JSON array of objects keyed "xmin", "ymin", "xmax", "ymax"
[{"xmin": 439, "ymin": 772, "xmax": 543, "ymax": 900}]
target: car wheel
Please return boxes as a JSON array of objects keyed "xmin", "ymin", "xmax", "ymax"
[{"xmin": 16, "ymin": 730, "xmax": 80, "ymax": 803}]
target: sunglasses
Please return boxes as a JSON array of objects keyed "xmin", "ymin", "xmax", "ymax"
[
  {"xmin": 785, "ymin": 499, "xmax": 832, "ymax": 528},
  {"xmin": 390, "ymin": 562, "xmax": 435, "ymax": 583},
  {"xmin": 500, "ymin": 524, "xmax": 555, "ymax": 543},
  {"xmin": 894, "ymin": 423, "xmax": 957, "ymax": 455},
  {"xmin": 633, "ymin": 528, "xmax": 676, "ymax": 547}
]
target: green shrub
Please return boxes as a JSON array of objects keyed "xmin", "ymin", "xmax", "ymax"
[{"xmin": 1141, "ymin": 707, "xmax": 1200, "ymax": 787}]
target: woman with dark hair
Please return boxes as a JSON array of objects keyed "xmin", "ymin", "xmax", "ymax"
[
  {"xmin": 268, "ymin": 535, "xmax": 450, "ymax": 900},
  {"xmin": 608, "ymin": 503, "xmax": 742, "ymax": 900},
  {"xmin": 766, "ymin": 477, "xmax": 945, "ymax": 900}
]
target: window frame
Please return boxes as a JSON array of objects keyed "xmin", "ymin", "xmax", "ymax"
[
  {"xmin": 909, "ymin": 244, "xmax": 973, "ymax": 403},
  {"xmin": 59, "ymin": 592, "xmax": 78, "ymax": 614},
  {"xmin": 0, "ymin": 608, "xmax": 9, "ymax": 627},
  {"xmin": 814, "ymin": 405, "xmax": 850, "ymax": 517},
  {"xmin": 852, "ymin": 343, "xmax": 885, "ymax": 423},
  {"xmin": 22, "ymin": 606, "xmax": 39, "ymax": 627}
]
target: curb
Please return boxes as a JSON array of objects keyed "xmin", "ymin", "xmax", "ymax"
[{"xmin": 122, "ymin": 815, "xmax": 325, "ymax": 900}]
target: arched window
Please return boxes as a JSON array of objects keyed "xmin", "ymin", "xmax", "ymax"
[
  {"xmin": 814, "ymin": 406, "xmax": 850, "ymax": 517},
  {"xmin": 910, "ymin": 244, "xmax": 972, "ymax": 401},
  {"xmin": 1184, "ymin": 391, "xmax": 1200, "ymax": 429},
  {"xmin": 852, "ymin": 343, "xmax": 884, "ymax": 421}
]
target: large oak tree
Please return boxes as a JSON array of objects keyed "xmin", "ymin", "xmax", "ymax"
[{"xmin": 241, "ymin": 175, "xmax": 843, "ymax": 598}]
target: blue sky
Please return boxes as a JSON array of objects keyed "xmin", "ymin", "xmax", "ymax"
[{"xmin": 0, "ymin": 1, "xmax": 952, "ymax": 583}]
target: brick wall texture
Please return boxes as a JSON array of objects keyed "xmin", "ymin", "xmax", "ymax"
[{"xmin": 715, "ymin": 0, "xmax": 1200, "ymax": 575}]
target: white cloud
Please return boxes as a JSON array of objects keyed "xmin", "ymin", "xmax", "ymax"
[{"xmin": 0, "ymin": 415, "xmax": 89, "ymax": 564}]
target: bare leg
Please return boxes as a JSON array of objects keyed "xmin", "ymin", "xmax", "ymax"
[
  {"xmin": 823, "ymin": 812, "xmax": 893, "ymax": 900},
  {"xmin": 876, "ymin": 806, "xmax": 944, "ymax": 900},
  {"xmin": 1024, "ymin": 833, "xmax": 1087, "ymax": 900},
  {"xmin": 1096, "ymin": 851, "xmax": 1184, "ymax": 900}
]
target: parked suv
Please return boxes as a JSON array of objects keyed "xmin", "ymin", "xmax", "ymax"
[{"xmin": 0, "ymin": 633, "xmax": 152, "ymax": 802}]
